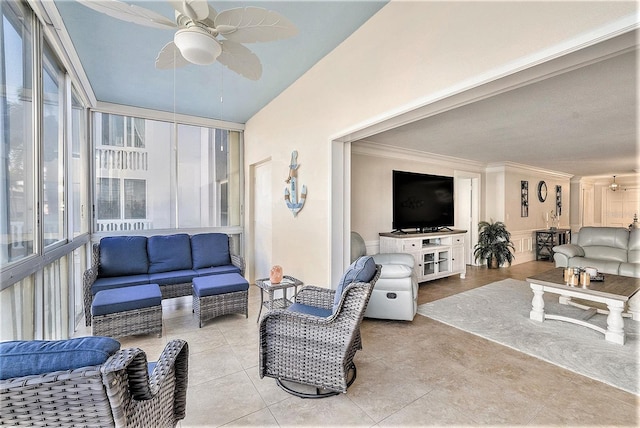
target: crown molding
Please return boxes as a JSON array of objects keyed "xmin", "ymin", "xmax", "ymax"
[
  {"xmin": 353, "ymin": 140, "xmax": 485, "ymax": 172},
  {"xmin": 485, "ymin": 162, "xmax": 573, "ymax": 179}
]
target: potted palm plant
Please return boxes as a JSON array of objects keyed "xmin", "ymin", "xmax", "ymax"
[{"xmin": 473, "ymin": 220, "xmax": 515, "ymax": 268}]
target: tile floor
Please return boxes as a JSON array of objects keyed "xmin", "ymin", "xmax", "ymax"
[{"xmin": 75, "ymin": 261, "xmax": 639, "ymax": 427}]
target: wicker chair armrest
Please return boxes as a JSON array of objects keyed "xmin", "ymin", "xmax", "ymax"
[
  {"xmin": 101, "ymin": 339, "xmax": 189, "ymax": 426},
  {"xmin": 0, "ymin": 366, "xmax": 114, "ymax": 427},
  {"xmin": 83, "ymin": 266, "xmax": 98, "ymax": 327},
  {"xmin": 295, "ymin": 285, "xmax": 335, "ymax": 310},
  {"xmin": 230, "ymin": 254, "xmax": 245, "ymax": 276},
  {"xmin": 260, "ymin": 307, "xmax": 336, "ymax": 328}
]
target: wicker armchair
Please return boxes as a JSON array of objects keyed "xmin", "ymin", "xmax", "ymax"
[
  {"xmin": 259, "ymin": 262, "xmax": 381, "ymax": 397},
  {"xmin": 0, "ymin": 339, "xmax": 188, "ymax": 427}
]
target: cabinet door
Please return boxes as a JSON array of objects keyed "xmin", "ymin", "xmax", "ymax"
[
  {"xmin": 421, "ymin": 249, "xmax": 451, "ymax": 279},
  {"xmin": 451, "ymin": 245, "xmax": 465, "ymax": 272},
  {"xmin": 437, "ymin": 249, "xmax": 451, "ymax": 275},
  {"xmin": 422, "ymin": 251, "xmax": 437, "ymax": 277}
]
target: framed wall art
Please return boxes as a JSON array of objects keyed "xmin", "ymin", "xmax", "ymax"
[{"xmin": 521, "ymin": 180, "xmax": 528, "ymax": 217}]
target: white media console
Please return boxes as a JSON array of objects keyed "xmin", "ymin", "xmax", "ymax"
[{"xmin": 379, "ymin": 229, "xmax": 467, "ymax": 282}]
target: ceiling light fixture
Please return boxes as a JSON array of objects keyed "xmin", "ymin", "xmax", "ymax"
[
  {"xmin": 174, "ymin": 27, "xmax": 221, "ymax": 65},
  {"xmin": 609, "ymin": 175, "xmax": 619, "ymax": 192}
]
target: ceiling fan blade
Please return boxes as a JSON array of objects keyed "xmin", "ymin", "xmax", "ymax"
[
  {"xmin": 214, "ymin": 7, "xmax": 298, "ymax": 43},
  {"xmin": 217, "ymin": 40, "xmax": 262, "ymax": 80},
  {"xmin": 75, "ymin": 0, "xmax": 176, "ymax": 30},
  {"xmin": 167, "ymin": 0, "xmax": 209, "ymax": 21},
  {"xmin": 155, "ymin": 42, "xmax": 191, "ymax": 69},
  {"xmin": 201, "ymin": 5, "xmax": 219, "ymax": 28}
]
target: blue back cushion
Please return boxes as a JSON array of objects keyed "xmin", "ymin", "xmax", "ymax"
[
  {"xmin": 99, "ymin": 236, "xmax": 148, "ymax": 277},
  {"xmin": 148, "ymin": 234, "xmax": 193, "ymax": 273},
  {"xmin": 333, "ymin": 256, "xmax": 376, "ymax": 311},
  {"xmin": 0, "ymin": 337, "xmax": 120, "ymax": 380},
  {"xmin": 191, "ymin": 233, "xmax": 231, "ymax": 269}
]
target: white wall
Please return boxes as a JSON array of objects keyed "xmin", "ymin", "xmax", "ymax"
[
  {"xmin": 243, "ymin": 1, "xmax": 637, "ymax": 286},
  {"xmin": 350, "ymin": 142, "xmax": 484, "ymax": 251}
]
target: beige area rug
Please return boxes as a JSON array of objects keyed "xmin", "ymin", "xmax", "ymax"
[{"xmin": 417, "ymin": 279, "xmax": 639, "ymax": 395}]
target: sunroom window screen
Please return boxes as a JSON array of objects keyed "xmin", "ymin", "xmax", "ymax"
[{"xmin": 93, "ymin": 112, "xmax": 240, "ymax": 231}]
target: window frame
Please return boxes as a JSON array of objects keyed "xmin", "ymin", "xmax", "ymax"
[{"xmin": 91, "ymin": 105, "xmax": 244, "ymax": 234}]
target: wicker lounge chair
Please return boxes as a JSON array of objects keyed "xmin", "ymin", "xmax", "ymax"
[
  {"xmin": 0, "ymin": 339, "xmax": 188, "ymax": 427},
  {"xmin": 259, "ymin": 257, "xmax": 381, "ymax": 397}
]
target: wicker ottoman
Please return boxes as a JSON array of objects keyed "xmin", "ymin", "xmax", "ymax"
[
  {"xmin": 92, "ymin": 284, "xmax": 163, "ymax": 338},
  {"xmin": 193, "ymin": 273, "xmax": 249, "ymax": 327}
]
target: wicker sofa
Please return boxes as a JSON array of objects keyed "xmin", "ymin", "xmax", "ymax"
[
  {"xmin": 83, "ymin": 232, "xmax": 245, "ymax": 326},
  {"xmin": 0, "ymin": 336, "xmax": 188, "ymax": 427}
]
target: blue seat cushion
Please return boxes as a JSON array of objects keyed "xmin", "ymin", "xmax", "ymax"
[
  {"xmin": 195, "ymin": 265, "xmax": 241, "ymax": 277},
  {"xmin": 147, "ymin": 234, "xmax": 192, "ymax": 274},
  {"xmin": 91, "ymin": 274, "xmax": 150, "ymax": 295},
  {"xmin": 191, "ymin": 233, "xmax": 231, "ymax": 269},
  {"xmin": 149, "ymin": 270, "xmax": 197, "ymax": 286},
  {"xmin": 92, "ymin": 284, "xmax": 162, "ymax": 316},
  {"xmin": 99, "ymin": 236, "xmax": 148, "ymax": 277},
  {"xmin": 193, "ymin": 273, "xmax": 249, "ymax": 297},
  {"xmin": 287, "ymin": 303, "xmax": 332, "ymax": 318},
  {"xmin": 333, "ymin": 256, "xmax": 377, "ymax": 311},
  {"xmin": 0, "ymin": 336, "xmax": 120, "ymax": 380}
]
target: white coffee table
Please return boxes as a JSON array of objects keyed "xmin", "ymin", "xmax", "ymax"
[{"xmin": 526, "ymin": 268, "xmax": 640, "ymax": 345}]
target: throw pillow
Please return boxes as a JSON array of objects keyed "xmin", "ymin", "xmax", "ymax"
[{"xmin": 333, "ymin": 256, "xmax": 376, "ymax": 311}]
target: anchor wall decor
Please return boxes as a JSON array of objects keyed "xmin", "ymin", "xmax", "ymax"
[{"xmin": 284, "ymin": 150, "xmax": 307, "ymax": 217}]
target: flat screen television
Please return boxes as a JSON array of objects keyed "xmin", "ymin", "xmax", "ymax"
[{"xmin": 392, "ymin": 170, "xmax": 454, "ymax": 232}]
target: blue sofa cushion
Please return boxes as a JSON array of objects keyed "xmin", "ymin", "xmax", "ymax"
[
  {"xmin": 0, "ymin": 336, "xmax": 120, "ymax": 380},
  {"xmin": 99, "ymin": 236, "xmax": 148, "ymax": 277},
  {"xmin": 91, "ymin": 274, "xmax": 150, "ymax": 295},
  {"xmin": 193, "ymin": 273, "xmax": 249, "ymax": 297},
  {"xmin": 287, "ymin": 303, "xmax": 332, "ymax": 318},
  {"xmin": 149, "ymin": 270, "xmax": 198, "ymax": 286},
  {"xmin": 147, "ymin": 234, "xmax": 192, "ymax": 274},
  {"xmin": 333, "ymin": 256, "xmax": 376, "ymax": 311},
  {"xmin": 195, "ymin": 265, "xmax": 241, "ymax": 277},
  {"xmin": 191, "ymin": 233, "xmax": 231, "ymax": 269},
  {"xmin": 92, "ymin": 284, "xmax": 162, "ymax": 316}
]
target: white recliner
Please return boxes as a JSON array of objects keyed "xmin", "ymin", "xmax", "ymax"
[{"xmin": 351, "ymin": 232, "xmax": 418, "ymax": 321}]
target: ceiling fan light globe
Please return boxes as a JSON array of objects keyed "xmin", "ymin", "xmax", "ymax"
[{"xmin": 174, "ymin": 27, "xmax": 221, "ymax": 65}]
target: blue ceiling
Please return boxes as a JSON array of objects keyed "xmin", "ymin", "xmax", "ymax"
[{"xmin": 54, "ymin": 0, "xmax": 387, "ymax": 123}]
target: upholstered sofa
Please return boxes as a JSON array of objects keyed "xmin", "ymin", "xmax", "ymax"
[
  {"xmin": 0, "ymin": 336, "xmax": 189, "ymax": 427},
  {"xmin": 351, "ymin": 232, "xmax": 418, "ymax": 321},
  {"xmin": 83, "ymin": 232, "xmax": 245, "ymax": 326},
  {"xmin": 553, "ymin": 226, "xmax": 640, "ymax": 278}
]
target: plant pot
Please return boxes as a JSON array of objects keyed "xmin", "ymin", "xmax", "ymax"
[{"xmin": 487, "ymin": 256, "xmax": 499, "ymax": 269}]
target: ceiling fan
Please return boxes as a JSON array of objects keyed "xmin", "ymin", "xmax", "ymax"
[{"xmin": 75, "ymin": 0, "xmax": 298, "ymax": 80}]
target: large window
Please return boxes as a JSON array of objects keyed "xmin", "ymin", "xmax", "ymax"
[
  {"xmin": 42, "ymin": 42, "xmax": 65, "ymax": 247},
  {"xmin": 71, "ymin": 89, "xmax": 88, "ymax": 237},
  {"xmin": 94, "ymin": 112, "xmax": 241, "ymax": 231},
  {"xmin": 1, "ymin": 2, "xmax": 91, "ymax": 341},
  {"xmin": 1, "ymin": 0, "xmax": 35, "ymax": 265}
]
